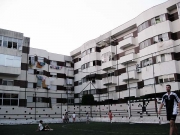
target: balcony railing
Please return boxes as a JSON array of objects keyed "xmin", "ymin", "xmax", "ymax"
[
  {"xmin": 119, "ymin": 37, "xmax": 135, "ymax": 49},
  {"xmin": 102, "ymin": 76, "xmax": 117, "ymax": 86}
]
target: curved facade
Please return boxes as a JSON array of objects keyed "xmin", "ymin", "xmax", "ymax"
[{"xmin": 71, "ymin": 0, "xmax": 180, "ymax": 103}]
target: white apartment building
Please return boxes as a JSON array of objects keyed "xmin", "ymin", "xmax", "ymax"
[
  {"xmin": 0, "ymin": 0, "xmax": 180, "ymax": 123},
  {"xmin": 71, "ymin": 0, "xmax": 180, "ymax": 104},
  {"xmin": 0, "ymin": 29, "xmax": 74, "ymax": 122}
]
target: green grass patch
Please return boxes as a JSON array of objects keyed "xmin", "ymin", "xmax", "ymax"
[{"xmin": 0, "ymin": 122, "xmax": 178, "ymax": 135}]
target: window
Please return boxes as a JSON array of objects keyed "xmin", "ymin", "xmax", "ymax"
[
  {"xmin": 78, "ymin": 80, "xmax": 82, "ymax": 85},
  {"xmin": 66, "ymin": 78, "xmax": 73, "ymax": 85},
  {"xmin": 177, "ymin": 3, "xmax": 180, "ymax": 16},
  {"xmin": 0, "ymin": 54, "xmax": 21, "ymax": 67},
  {"xmin": 66, "ymin": 62, "xmax": 71, "ymax": 67},
  {"xmin": 87, "ymin": 49, "xmax": 90, "ymax": 54},
  {"xmin": 28, "ymin": 69, "xmax": 34, "ymax": 74},
  {"xmin": 141, "ymin": 58, "xmax": 152, "ymax": 67},
  {"xmin": 138, "ymin": 21, "xmax": 149, "ymax": 32},
  {"xmin": 3, "ymin": 37, "xmax": 8, "ymax": 48},
  {"xmin": 0, "ymin": 93, "xmax": 18, "ymax": 106},
  {"xmin": 50, "ymin": 61, "xmax": 57, "ymax": 66},
  {"xmin": 13, "ymin": 38, "xmax": 18, "ymax": 49},
  {"xmin": 82, "ymin": 77, "xmax": 87, "ymax": 83},
  {"xmin": 153, "ymin": 33, "xmax": 169, "ymax": 43},
  {"xmin": 8, "ymin": 37, "xmax": 13, "ymax": 48},
  {"xmin": 50, "ymin": 85, "xmax": 57, "ymax": 90},
  {"xmin": 158, "ymin": 74, "xmax": 175, "ymax": 83},
  {"xmin": 82, "ymin": 51, "xmax": 86, "ymax": 57},
  {"xmin": 156, "ymin": 53, "xmax": 171, "ymax": 63},
  {"xmin": 86, "ymin": 62, "xmax": 89, "ymax": 68},
  {"xmin": 162, "ymin": 33, "xmax": 169, "ymax": 41},
  {"xmin": 138, "ymin": 25, "xmax": 142, "ymax": 33},
  {"xmin": 151, "ymin": 14, "xmax": 165, "ymax": 25},
  {"xmin": 81, "ymin": 64, "xmax": 85, "ymax": 70},
  {"xmin": 0, "ymin": 36, "xmax": 22, "ymax": 50},
  {"xmin": 28, "ymin": 82, "xmax": 34, "ymax": 88},
  {"xmin": 140, "ymin": 39, "xmax": 151, "ymax": 49},
  {"xmin": 18, "ymin": 39, "xmax": 23, "ymax": 50},
  {"xmin": 36, "ymin": 70, "xmax": 43, "ymax": 75},
  {"xmin": 101, "ymin": 52, "xmax": 113, "ymax": 63},
  {"xmin": 50, "ymin": 72, "xmax": 57, "ymax": 78},
  {"xmin": 2, "ymin": 80, "xmax": 14, "ymax": 86},
  {"xmin": 38, "ymin": 57, "xmax": 44, "ymax": 62}
]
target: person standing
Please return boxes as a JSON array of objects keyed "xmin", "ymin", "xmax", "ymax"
[
  {"xmin": 108, "ymin": 110, "xmax": 113, "ymax": 123},
  {"xmin": 86, "ymin": 112, "xmax": 90, "ymax": 124},
  {"xmin": 158, "ymin": 84, "xmax": 180, "ymax": 135},
  {"xmin": 65, "ymin": 112, "xmax": 69, "ymax": 123},
  {"xmin": 62, "ymin": 114, "xmax": 65, "ymax": 123},
  {"xmin": 72, "ymin": 112, "xmax": 76, "ymax": 123}
]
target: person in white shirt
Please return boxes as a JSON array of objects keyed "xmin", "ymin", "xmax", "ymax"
[
  {"xmin": 86, "ymin": 112, "xmax": 89, "ymax": 124},
  {"xmin": 37, "ymin": 120, "xmax": 53, "ymax": 131},
  {"xmin": 62, "ymin": 114, "xmax": 65, "ymax": 123},
  {"xmin": 72, "ymin": 112, "xmax": 76, "ymax": 122}
]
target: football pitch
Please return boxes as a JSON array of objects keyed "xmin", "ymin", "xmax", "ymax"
[{"xmin": 0, "ymin": 122, "xmax": 178, "ymax": 135}]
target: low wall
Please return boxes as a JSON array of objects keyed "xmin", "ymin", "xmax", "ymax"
[{"xmin": 1, "ymin": 99, "xmax": 178, "ymax": 124}]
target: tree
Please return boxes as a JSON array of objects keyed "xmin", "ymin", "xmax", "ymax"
[{"xmin": 82, "ymin": 94, "xmax": 94, "ymax": 105}]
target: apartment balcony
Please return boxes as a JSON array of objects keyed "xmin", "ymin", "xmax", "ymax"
[
  {"xmin": 119, "ymin": 37, "xmax": 135, "ymax": 49},
  {"xmin": 0, "ymin": 65, "xmax": 21, "ymax": 76},
  {"xmin": 102, "ymin": 76, "xmax": 117, "ymax": 86},
  {"xmin": 121, "ymin": 88, "xmax": 140, "ymax": 98},
  {"xmin": 101, "ymin": 61, "xmax": 116, "ymax": 71},
  {"xmin": 120, "ymin": 53, "xmax": 137, "ymax": 65},
  {"xmin": 121, "ymin": 70, "xmax": 138, "ymax": 81},
  {"xmin": 140, "ymin": 82, "xmax": 180, "ymax": 96},
  {"xmin": 101, "ymin": 45, "xmax": 116, "ymax": 54}
]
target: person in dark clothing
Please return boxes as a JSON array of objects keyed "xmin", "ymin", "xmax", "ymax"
[{"xmin": 158, "ymin": 84, "xmax": 180, "ymax": 135}]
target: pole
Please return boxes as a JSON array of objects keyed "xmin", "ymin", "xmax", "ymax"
[
  {"xmin": 107, "ymin": 69, "xmax": 110, "ymax": 110},
  {"xmin": 61, "ymin": 93, "xmax": 62, "ymax": 118},
  {"xmin": 127, "ymin": 61, "xmax": 131, "ymax": 120},
  {"xmin": 35, "ymin": 91, "xmax": 36, "ymax": 120},
  {"xmin": 151, "ymin": 53, "xmax": 158, "ymax": 115}
]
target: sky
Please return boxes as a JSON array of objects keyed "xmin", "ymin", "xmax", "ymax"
[{"xmin": 0, "ymin": 0, "xmax": 167, "ymax": 56}]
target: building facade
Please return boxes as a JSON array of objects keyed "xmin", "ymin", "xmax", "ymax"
[
  {"xmin": 0, "ymin": 29, "xmax": 74, "ymax": 108},
  {"xmin": 0, "ymin": 0, "xmax": 180, "ymax": 123},
  {"xmin": 71, "ymin": 0, "xmax": 180, "ymax": 103}
]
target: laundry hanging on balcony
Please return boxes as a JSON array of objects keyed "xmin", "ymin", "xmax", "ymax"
[
  {"xmin": 36, "ymin": 62, "xmax": 45, "ymax": 68},
  {"xmin": 50, "ymin": 65, "xmax": 62, "ymax": 70},
  {"xmin": 36, "ymin": 75, "xmax": 43, "ymax": 87},
  {"xmin": 42, "ymin": 80, "xmax": 47, "ymax": 88}
]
